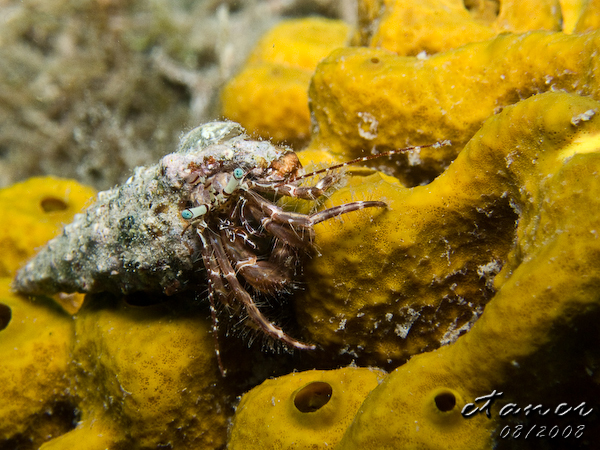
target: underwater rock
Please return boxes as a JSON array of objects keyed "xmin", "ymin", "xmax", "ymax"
[
  {"xmin": 228, "ymin": 366, "xmax": 386, "ymax": 450},
  {"xmin": 1, "ymin": 0, "xmax": 346, "ymax": 190}
]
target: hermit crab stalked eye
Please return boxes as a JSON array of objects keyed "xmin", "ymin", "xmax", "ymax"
[
  {"xmin": 181, "ymin": 205, "xmax": 208, "ymax": 220},
  {"xmin": 233, "ymin": 167, "xmax": 244, "ymax": 179},
  {"xmin": 224, "ymin": 168, "xmax": 245, "ymax": 195}
]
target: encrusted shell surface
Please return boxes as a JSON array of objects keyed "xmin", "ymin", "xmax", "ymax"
[{"xmin": 13, "ymin": 121, "xmax": 283, "ymax": 296}]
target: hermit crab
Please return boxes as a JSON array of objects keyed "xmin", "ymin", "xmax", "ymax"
[{"xmin": 13, "ymin": 121, "xmax": 446, "ymax": 374}]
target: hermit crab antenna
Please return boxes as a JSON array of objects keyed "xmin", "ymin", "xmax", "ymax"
[{"xmin": 285, "ymin": 140, "xmax": 452, "ymax": 184}]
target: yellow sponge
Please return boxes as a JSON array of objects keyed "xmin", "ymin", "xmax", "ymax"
[{"xmin": 228, "ymin": 367, "xmax": 386, "ymax": 449}]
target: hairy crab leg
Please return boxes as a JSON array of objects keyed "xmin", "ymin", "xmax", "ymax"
[
  {"xmin": 309, "ymin": 201, "xmax": 387, "ymax": 224},
  {"xmin": 219, "ymin": 227, "xmax": 291, "ymax": 294},
  {"xmin": 242, "ymin": 190, "xmax": 313, "ymax": 248},
  {"xmin": 197, "ymin": 230, "xmax": 229, "ymax": 377},
  {"xmin": 207, "ymin": 231, "xmax": 316, "ymax": 351},
  {"xmin": 244, "ymin": 190, "xmax": 388, "ymax": 246},
  {"xmin": 236, "ymin": 197, "xmax": 264, "ymax": 238},
  {"xmin": 281, "ymin": 141, "xmax": 452, "ymax": 185},
  {"xmin": 251, "ymin": 173, "xmax": 339, "ymax": 200},
  {"xmin": 198, "ymin": 230, "xmax": 234, "ymax": 307}
]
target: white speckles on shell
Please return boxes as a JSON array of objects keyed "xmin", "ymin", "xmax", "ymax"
[
  {"xmin": 160, "ymin": 153, "xmax": 204, "ymax": 188},
  {"xmin": 160, "ymin": 127, "xmax": 286, "ymax": 189},
  {"xmin": 178, "ymin": 121, "xmax": 244, "ymax": 154},
  {"xmin": 12, "ymin": 121, "xmax": 269, "ymax": 296}
]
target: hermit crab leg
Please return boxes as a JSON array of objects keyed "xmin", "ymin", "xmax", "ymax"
[
  {"xmin": 219, "ymin": 227, "xmax": 291, "ymax": 294},
  {"xmin": 243, "ymin": 190, "xmax": 388, "ymax": 247},
  {"xmin": 207, "ymin": 231, "xmax": 316, "ymax": 351},
  {"xmin": 279, "ymin": 141, "xmax": 452, "ymax": 186},
  {"xmin": 251, "ymin": 173, "xmax": 339, "ymax": 200},
  {"xmin": 221, "ymin": 224, "xmax": 260, "ymax": 251},
  {"xmin": 234, "ymin": 197, "xmax": 264, "ymax": 238},
  {"xmin": 197, "ymin": 230, "xmax": 230, "ymax": 376},
  {"xmin": 266, "ymin": 240, "xmax": 299, "ymax": 291},
  {"xmin": 243, "ymin": 191, "xmax": 313, "ymax": 249},
  {"xmin": 309, "ymin": 201, "xmax": 387, "ymax": 225}
]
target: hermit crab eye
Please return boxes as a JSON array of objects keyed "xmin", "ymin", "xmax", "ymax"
[
  {"xmin": 233, "ymin": 167, "xmax": 244, "ymax": 179},
  {"xmin": 224, "ymin": 169, "xmax": 244, "ymax": 195},
  {"xmin": 181, "ymin": 205, "xmax": 208, "ymax": 220}
]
